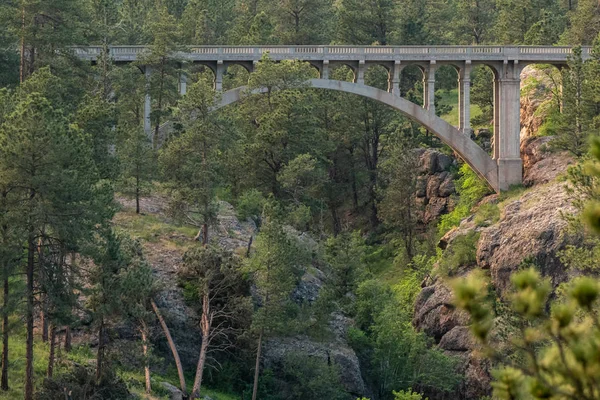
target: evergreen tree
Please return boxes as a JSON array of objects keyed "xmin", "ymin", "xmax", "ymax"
[
  {"xmin": 0, "ymin": 68, "xmax": 111, "ymax": 400},
  {"xmin": 246, "ymin": 202, "xmax": 304, "ymax": 400},
  {"xmin": 554, "ymin": 46, "xmax": 590, "ymax": 156},
  {"xmin": 160, "ymin": 73, "xmax": 223, "ymax": 243},
  {"xmin": 179, "ymin": 245, "xmax": 250, "ymax": 398},
  {"xmin": 118, "ymin": 128, "xmax": 155, "ymax": 214}
]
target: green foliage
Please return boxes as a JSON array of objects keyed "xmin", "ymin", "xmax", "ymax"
[
  {"xmin": 474, "ymin": 203, "xmax": 500, "ymax": 227},
  {"xmin": 236, "ymin": 189, "xmax": 267, "ymax": 225},
  {"xmin": 393, "ymin": 389, "xmax": 427, "ymax": 400},
  {"xmin": 275, "ymin": 352, "xmax": 347, "ymax": 400},
  {"xmin": 246, "ymin": 202, "xmax": 306, "ymax": 335},
  {"xmin": 453, "ymin": 266, "xmax": 600, "ymax": 400},
  {"xmin": 351, "ymin": 277, "xmax": 460, "ymax": 399},
  {"xmin": 439, "ymin": 164, "xmax": 491, "ymax": 235},
  {"xmin": 436, "ymin": 232, "xmax": 480, "ymax": 277}
]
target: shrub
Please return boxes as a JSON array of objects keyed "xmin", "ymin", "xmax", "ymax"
[
  {"xmin": 35, "ymin": 365, "xmax": 130, "ymax": 400},
  {"xmin": 436, "ymin": 232, "xmax": 480, "ymax": 277},
  {"xmin": 474, "ymin": 203, "xmax": 500, "ymax": 227},
  {"xmin": 236, "ymin": 189, "xmax": 266, "ymax": 224},
  {"xmin": 438, "ymin": 164, "xmax": 491, "ymax": 235}
]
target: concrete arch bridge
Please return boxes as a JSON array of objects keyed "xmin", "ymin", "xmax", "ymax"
[{"xmin": 75, "ymin": 45, "xmax": 591, "ymax": 191}]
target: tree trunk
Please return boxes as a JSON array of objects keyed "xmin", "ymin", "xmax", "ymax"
[
  {"xmin": 192, "ymin": 293, "xmax": 210, "ymax": 398},
  {"xmin": 141, "ymin": 321, "xmax": 151, "ymax": 394},
  {"xmin": 47, "ymin": 325, "xmax": 56, "ymax": 378},
  {"xmin": 96, "ymin": 318, "xmax": 105, "ymax": 384},
  {"xmin": 40, "ymin": 302, "xmax": 48, "ymax": 342},
  {"xmin": 202, "ymin": 223, "xmax": 208, "ymax": 246},
  {"xmin": 20, "ymin": 7, "xmax": 25, "ymax": 83},
  {"xmin": 151, "ymin": 300, "xmax": 186, "ymax": 394},
  {"xmin": 135, "ymin": 175, "xmax": 140, "ymax": 214},
  {"xmin": 251, "ymin": 330, "xmax": 263, "ymax": 400},
  {"xmin": 25, "ymin": 233, "xmax": 35, "ymax": 400},
  {"xmin": 1, "ymin": 275, "xmax": 8, "ymax": 391},
  {"xmin": 64, "ymin": 326, "xmax": 72, "ymax": 353}
]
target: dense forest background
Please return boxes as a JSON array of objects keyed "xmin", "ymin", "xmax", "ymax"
[{"xmin": 1, "ymin": 1, "xmax": 600, "ymax": 400}]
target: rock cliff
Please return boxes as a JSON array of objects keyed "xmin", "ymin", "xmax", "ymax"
[
  {"xmin": 415, "ymin": 149, "xmax": 457, "ymax": 224},
  {"xmin": 413, "ymin": 141, "xmax": 575, "ymax": 399}
]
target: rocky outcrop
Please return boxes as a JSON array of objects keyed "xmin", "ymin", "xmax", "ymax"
[
  {"xmin": 413, "ymin": 138, "xmax": 577, "ymax": 399},
  {"xmin": 520, "ymin": 65, "xmax": 557, "ymax": 140},
  {"xmin": 264, "ymin": 335, "xmax": 367, "ymax": 398},
  {"xmin": 521, "ymin": 136, "xmax": 574, "ymax": 186},
  {"xmin": 115, "ymin": 196, "xmax": 367, "ymax": 398},
  {"xmin": 415, "ymin": 149, "xmax": 457, "ymax": 224}
]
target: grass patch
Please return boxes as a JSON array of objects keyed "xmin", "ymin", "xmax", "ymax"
[
  {"xmin": 437, "ymin": 89, "xmax": 483, "ymax": 127},
  {"xmin": 113, "ymin": 210, "xmax": 198, "ymax": 245},
  {"xmin": 436, "ymin": 232, "xmax": 480, "ymax": 278},
  {"xmin": 474, "ymin": 203, "xmax": 500, "ymax": 227},
  {"xmin": 0, "ymin": 334, "xmax": 237, "ymax": 400}
]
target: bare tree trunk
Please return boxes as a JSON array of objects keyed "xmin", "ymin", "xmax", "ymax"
[
  {"xmin": 151, "ymin": 300, "xmax": 186, "ymax": 394},
  {"xmin": 40, "ymin": 301, "xmax": 48, "ymax": 342},
  {"xmin": 246, "ymin": 236, "xmax": 253, "ymax": 258},
  {"xmin": 25, "ymin": 233, "xmax": 35, "ymax": 400},
  {"xmin": 47, "ymin": 325, "xmax": 56, "ymax": 378},
  {"xmin": 20, "ymin": 7, "xmax": 25, "ymax": 83},
  {"xmin": 192, "ymin": 293, "xmax": 210, "ymax": 398},
  {"xmin": 64, "ymin": 326, "xmax": 72, "ymax": 353},
  {"xmin": 135, "ymin": 175, "xmax": 140, "ymax": 214},
  {"xmin": 96, "ymin": 318, "xmax": 105, "ymax": 384},
  {"xmin": 1, "ymin": 275, "xmax": 9, "ymax": 391},
  {"xmin": 251, "ymin": 330, "xmax": 263, "ymax": 400},
  {"xmin": 140, "ymin": 321, "xmax": 151, "ymax": 394}
]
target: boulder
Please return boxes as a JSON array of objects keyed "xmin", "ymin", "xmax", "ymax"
[
  {"xmin": 477, "ymin": 180, "xmax": 575, "ymax": 295},
  {"xmin": 263, "ymin": 336, "xmax": 368, "ymax": 398},
  {"xmin": 161, "ymin": 382, "xmax": 183, "ymax": 400}
]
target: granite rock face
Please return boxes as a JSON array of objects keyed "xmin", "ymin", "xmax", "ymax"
[
  {"xmin": 415, "ymin": 149, "xmax": 457, "ymax": 224},
  {"xmin": 413, "ymin": 138, "xmax": 577, "ymax": 399}
]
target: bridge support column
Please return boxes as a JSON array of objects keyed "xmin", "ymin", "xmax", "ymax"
[
  {"xmin": 144, "ymin": 66, "xmax": 152, "ymax": 140},
  {"xmin": 215, "ymin": 60, "xmax": 224, "ymax": 91},
  {"xmin": 355, "ymin": 60, "xmax": 366, "ymax": 85},
  {"xmin": 179, "ymin": 69, "xmax": 187, "ymax": 96},
  {"xmin": 493, "ymin": 77, "xmax": 500, "ymax": 160},
  {"xmin": 458, "ymin": 61, "xmax": 472, "ymax": 136},
  {"xmin": 388, "ymin": 61, "xmax": 402, "ymax": 96},
  {"xmin": 424, "ymin": 61, "xmax": 436, "ymax": 114},
  {"xmin": 496, "ymin": 61, "xmax": 523, "ymax": 190},
  {"xmin": 321, "ymin": 60, "xmax": 329, "ymax": 80}
]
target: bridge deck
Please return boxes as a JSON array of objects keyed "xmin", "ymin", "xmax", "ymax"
[{"xmin": 74, "ymin": 45, "xmax": 591, "ymax": 64}]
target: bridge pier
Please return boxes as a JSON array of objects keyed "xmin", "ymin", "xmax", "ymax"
[
  {"xmin": 424, "ymin": 62, "xmax": 436, "ymax": 114},
  {"xmin": 496, "ymin": 61, "xmax": 523, "ymax": 190},
  {"xmin": 215, "ymin": 61, "xmax": 225, "ymax": 91},
  {"xmin": 458, "ymin": 61, "xmax": 472, "ymax": 136},
  {"xmin": 144, "ymin": 66, "xmax": 152, "ymax": 140},
  {"xmin": 388, "ymin": 61, "xmax": 402, "ymax": 96},
  {"xmin": 179, "ymin": 69, "xmax": 187, "ymax": 96}
]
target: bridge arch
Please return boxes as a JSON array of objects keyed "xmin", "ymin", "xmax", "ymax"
[{"xmin": 213, "ymin": 79, "xmax": 500, "ymax": 191}]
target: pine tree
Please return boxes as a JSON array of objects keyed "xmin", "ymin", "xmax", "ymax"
[
  {"xmin": 179, "ymin": 245, "xmax": 250, "ymax": 398},
  {"xmin": 160, "ymin": 73, "xmax": 222, "ymax": 243},
  {"xmin": 0, "ymin": 68, "xmax": 110, "ymax": 400},
  {"xmin": 119, "ymin": 238, "xmax": 159, "ymax": 394},
  {"xmin": 246, "ymin": 202, "xmax": 304, "ymax": 400},
  {"xmin": 118, "ymin": 128, "xmax": 155, "ymax": 214}
]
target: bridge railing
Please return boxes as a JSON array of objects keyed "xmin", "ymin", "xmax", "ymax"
[{"xmin": 72, "ymin": 45, "xmax": 592, "ymax": 60}]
